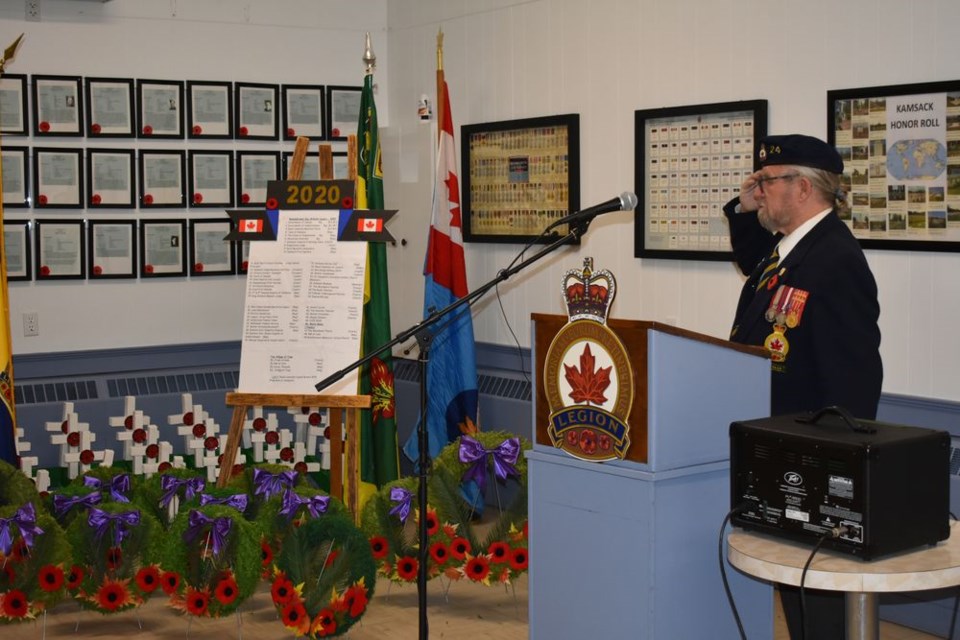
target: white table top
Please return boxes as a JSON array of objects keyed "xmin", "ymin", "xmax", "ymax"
[{"xmin": 727, "ymin": 522, "xmax": 960, "ymax": 593}]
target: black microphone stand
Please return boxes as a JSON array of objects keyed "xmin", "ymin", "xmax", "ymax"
[{"xmin": 315, "ymin": 216, "xmax": 595, "ymax": 639}]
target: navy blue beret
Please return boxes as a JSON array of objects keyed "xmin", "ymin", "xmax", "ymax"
[{"xmin": 758, "ymin": 134, "xmax": 844, "ymax": 174}]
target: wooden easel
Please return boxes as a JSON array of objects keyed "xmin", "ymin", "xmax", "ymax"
[{"xmin": 215, "ymin": 136, "xmax": 367, "ymax": 518}]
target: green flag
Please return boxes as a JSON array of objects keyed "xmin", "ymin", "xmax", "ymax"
[{"xmin": 355, "ymin": 72, "xmax": 399, "ymax": 500}]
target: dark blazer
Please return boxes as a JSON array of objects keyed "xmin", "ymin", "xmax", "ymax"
[{"xmin": 724, "ymin": 199, "xmax": 883, "ymax": 419}]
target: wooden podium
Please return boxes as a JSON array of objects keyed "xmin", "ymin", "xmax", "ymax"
[{"xmin": 528, "ymin": 315, "xmax": 774, "ymax": 639}]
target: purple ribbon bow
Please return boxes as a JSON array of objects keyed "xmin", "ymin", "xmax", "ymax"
[
  {"xmin": 87, "ymin": 507, "xmax": 141, "ymax": 548},
  {"xmin": 183, "ymin": 510, "xmax": 232, "ymax": 558},
  {"xmin": 253, "ymin": 468, "xmax": 298, "ymax": 500},
  {"xmin": 458, "ymin": 436, "xmax": 521, "ymax": 492},
  {"xmin": 199, "ymin": 493, "xmax": 249, "ymax": 512},
  {"xmin": 84, "ymin": 474, "xmax": 131, "ymax": 503},
  {"xmin": 0, "ymin": 503, "xmax": 44, "ymax": 556},
  {"xmin": 160, "ymin": 475, "xmax": 206, "ymax": 507},
  {"xmin": 388, "ymin": 487, "xmax": 413, "ymax": 523},
  {"xmin": 279, "ymin": 490, "xmax": 330, "ymax": 520},
  {"xmin": 53, "ymin": 491, "xmax": 102, "ymax": 517}
]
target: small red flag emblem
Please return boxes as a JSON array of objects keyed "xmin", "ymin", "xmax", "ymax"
[
  {"xmin": 241, "ymin": 219, "xmax": 263, "ymax": 233},
  {"xmin": 358, "ymin": 218, "xmax": 383, "ymax": 232}
]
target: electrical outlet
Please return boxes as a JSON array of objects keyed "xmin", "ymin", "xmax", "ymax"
[
  {"xmin": 25, "ymin": 0, "xmax": 41, "ymax": 22},
  {"xmin": 22, "ymin": 312, "xmax": 39, "ymax": 337}
]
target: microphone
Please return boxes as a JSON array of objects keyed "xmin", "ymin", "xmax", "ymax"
[{"xmin": 549, "ymin": 191, "xmax": 638, "ymax": 231}]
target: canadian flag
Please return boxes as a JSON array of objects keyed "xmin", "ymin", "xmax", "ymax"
[
  {"xmin": 241, "ymin": 219, "xmax": 263, "ymax": 233},
  {"xmin": 358, "ymin": 218, "xmax": 383, "ymax": 233}
]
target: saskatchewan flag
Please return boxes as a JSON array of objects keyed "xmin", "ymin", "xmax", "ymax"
[{"xmin": 355, "ymin": 72, "xmax": 399, "ymax": 504}]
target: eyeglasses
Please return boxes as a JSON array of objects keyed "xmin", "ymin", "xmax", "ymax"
[{"xmin": 755, "ymin": 173, "xmax": 799, "ymax": 193}]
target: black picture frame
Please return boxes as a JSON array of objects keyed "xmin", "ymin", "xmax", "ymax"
[
  {"xmin": 189, "ymin": 218, "xmax": 235, "ymax": 276},
  {"xmin": 188, "ymin": 149, "xmax": 234, "ymax": 208},
  {"xmin": 235, "ymin": 82, "xmax": 279, "ymax": 140},
  {"xmin": 187, "ymin": 81, "xmax": 233, "ymax": 139},
  {"xmin": 1, "ymin": 146, "xmax": 30, "ymax": 208},
  {"xmin": 32, "ymin": 74, "xmax": 83, "ymax": 137},
  {"xmin": 84, "ymin": 77, "xmax": 135, "ymax": 138},
  {"xmin": 634, "ymin": 100, "xmax": 768, "ymax": 261},
  {"xmin": 35, "ymin": 219, "xmax": 85, "ymax": 280},
  {"xmin": 461, "ymin": 113, "xmax": 581, "ymax": 244},
  {"xmin": 326, "ymin": 85, "xmax": 361, "ymax": 140},
  {"xmin": 136, "ymin": 79, "xmax": 184, "ymax": 139},
  {"xmin": 3, "ymin": 219, "xmax": 31, "ymax": 281},
  {"xmin": 140, "ymin": 218, "xmax": 187, "ymax": 277},
  {"xmin": 282, "ymin": 84, "xmax": 325, "ymax": 140},
  {"xmin": 827, "ymin": 79, "xmax": 960, "ymax": 252},
  {"xmin": 0, "ymin": 74, "xmax": 29, "ymax": 136},
  {"xmin": 87, "ymin": 148, "xmax": 135, "ymax": 209},
  {"xmin": 138, "ymin": 149, "xmax": 186, "ymax": 208},
  {"xmin": 33, "ymin": 147, "xmax": 84, "ymax": 209},
  {"xmin": 88, "ymin": 220, "xmax": 137, "ymax": 279},
  {"xmin": 236, "ymin": 151, "xmax": 280, "ymax": 207}
]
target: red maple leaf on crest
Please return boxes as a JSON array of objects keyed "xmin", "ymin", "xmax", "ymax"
[{"xmin": 564, "ymin": 344, "xmax": 612, "ymax": 405}]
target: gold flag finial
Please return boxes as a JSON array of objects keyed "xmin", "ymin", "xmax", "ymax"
[
  {"xmin": 0, "ymin": 34, "xmax": 24, "ymax": 74},
  {"xmin": 437, "ymin": 28, "xmax": 444, "ymax": 72},
  {"xmin": 363, "ymin": 32, "xmax": 376, "ymax": 75}
]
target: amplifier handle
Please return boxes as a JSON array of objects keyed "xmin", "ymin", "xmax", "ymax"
[{"xmin": 796, "ymin": 405, "xmax": 877, "ymax": 434}]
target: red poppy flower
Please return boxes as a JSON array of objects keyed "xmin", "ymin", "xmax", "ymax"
[
  {"xmin": 396, "ymin": 556, "xmax": 418, "ymax": 581},
  {"xmin": 214, "ymin": 576, "xmax": 239, "ymax": 605},
  {"xmin": 106, "ymin": 547, "xmax": 123, "ymax": 570},
  {"xmin": 91, "ymin": 123, "xmax": 102, "ymax": 134},
  {"xmin": 260, "ymin": 539, "xmax": 273, "ymax": 566},
  {"xmin": 450, "ymin": 537, "xmax": 471, "ymax": 560},
  {"xmin": 1, "ymin": 588, "xmax": 29, "ymax": 617},
  {"xmin": 135, "ymin": 566, "xmax": 160, "ymax": 593},
  {"xmin": 192, "ymin": 125, "xmax": 202, "ymax": 135},
  {"xmin": 38, "ymin": 565, "xmax": 64, "ymax": 592},
  {"xmin": 142, "ymin": 125, "xmax": 153, "ymax": 135},
  {"xmin": 66, "ymin": 565, "xmax": 84, "ymax": 590},
  {"xmin": 488, "ymin": 541, "xmax": 510, "ymax": 564},
  {"xmin": 241, "ymin": 193, "xmax": 251, "ymax": 204},
  {"xmin": 343, "ymin": 583, "xmax": 368, "ymax": 618},
  {"xmin": 271, "ymin": 576, "xmax": 295, "ymax": 605},
  {"xmin": 510, "ymin": 547, "xmax": 529, "ymax": 571},
  {"xmin": 160, "ymin": 571, "xmax": 181, "ymax": 595},
  {"xmin": 286, "ymin": 127, "xmax": 295, "ymax": 137},
  {"xmin": 185, "ymin": 587, "xmax": 210, "ymax": 616},
  {"xmin": 369, "ymin": 536, "xmax": 388, "ymax": 559},
  {"xmin": 465, "ymin": 555, "xmax": 491, "ymax": 582},
  {"xmin": 312, "ymin": 608, "xmax": 337, "ymax": 636},
  {"xmin": 91, "ymin": 194, "xmax": 102, "ymax": 205},
  {"xmin": 281, "ymin": 600, "xmax": 309, "ymax": 634},
  {"xmin": 425, "ymin": 510, "xmax": 439, "ymax": 536},
  {"xmin": 429, "ymin": 542, "xmax": 449, "ymax": 565},
  {"xmin": 96, "ymin": 579, "xmax": 133, "ymax": 611}
]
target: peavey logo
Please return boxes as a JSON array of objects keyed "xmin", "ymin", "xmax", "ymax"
[
  {"xmin": 784, "ymin": 471, "xmax": 803, "ymax": 486},
  {"xmin": 543, "ymin": 258, "xmax": 633, "ymax": 462}
]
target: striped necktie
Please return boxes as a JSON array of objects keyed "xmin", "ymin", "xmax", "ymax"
[{"xmin": 755, "ymin": 246, "xmax": 780, "ymax": 291}]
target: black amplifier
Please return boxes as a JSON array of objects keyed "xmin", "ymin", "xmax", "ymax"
[{"xmin": 730, "ymin": 408, "xmax": 950, "ymax": 560}]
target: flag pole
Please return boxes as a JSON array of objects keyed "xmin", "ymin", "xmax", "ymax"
[{"xmin": 436, "ymin": 29, "xmax": 444, "ymax": 145}]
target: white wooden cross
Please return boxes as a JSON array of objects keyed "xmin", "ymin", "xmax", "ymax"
[
  {"xmin": 16, "ymin": 425, "xmax": 50, "ymax": 492},
  {"xmin": 109, "ymin": 396, "xmax": 150, "ymax": 461},
  {"xmin": 288, "ymin": 406, "xmax": 329, "ymax": 470},
  {"xmin": 244, "ymin": 407, "xmax": 280, "ymax": 463},
  {"xmin": 262, "ymin": 428, "xmax": 292, "ymax": 465}
]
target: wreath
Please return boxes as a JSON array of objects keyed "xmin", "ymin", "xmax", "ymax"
[
  {"xmin": 139, "ymin": 468, "xmax": 209, "ymax": 528},
  {"xmin": 158, "ymin": 504, "xmax": 260, "ymax": 618},
  {"xmin": 64, "ymin": 500, "xmax": 164, "ymax": 614},
  {"xmin": 0, "ymin": 460, "xmax": 39, "ymax": 507},
  {"xmin": 271, "ymin": 512, "xmax": 376, "ymax": 637}
]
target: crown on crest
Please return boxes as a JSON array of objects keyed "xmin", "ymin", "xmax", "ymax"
[{"xmin": 563, "ymin": 257, "xmax": 616, "ymax": 324}]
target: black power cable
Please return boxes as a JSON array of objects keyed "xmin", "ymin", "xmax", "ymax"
[
  {"xmin": 799, "ymin": 525, "xmax": 849, "ymax": 640},
  {"xmin": 718, "ymin": 504, "xmax": 750, "ymax": 640}
]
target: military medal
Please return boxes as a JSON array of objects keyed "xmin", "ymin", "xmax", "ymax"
[{"xmin": 764, "ymin": 324, "xmax": 789, "ymax": 362}]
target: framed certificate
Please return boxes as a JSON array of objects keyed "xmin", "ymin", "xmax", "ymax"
[
  {"xmin": 282, "ymin": 150, "xmax": 320, "ymax": 180},
  {"xmin": 137, "ymin": 79, "xmax": 184, "ymax": 139},
  {"xmin": 139, "ymin": 150, "xmax": 185, "ymax": 208},
  {"xmin": 282, "ymin": 84, "xmax": 325, "ymax": 140},
  {"xmin": 33, "ymin": 147, "xmax": 84, "ymax": 209},
  {"xmin": 634, "ymin": 100, "xmax": 767, "ymax": 260},
  {"xmin": 140, "ymin": 219, "xmax": 186, "ymax": 277},
  {"xmin": 84, "ymin": 77, "xmax": 135, "ymax": 137},
  {"xmin": 189, "ymin": 218, "xmax": 235, "ymax": 276},
  {"xmin": 188, "ymin": 150, "xmax": 234, "ymax": 207},
  {"xmin": 187, "ymin": 81, "xmax": 233, "ymax": 139},
  {"xmin": 236, "ymin": 151, "xmax": 279, "ymax": 207},
  {"xmin": 3, "ymin": 219, "xmax": 31, "ymax": 281},
  {"xmin": 35, "ymin": 219, "xmax": 85, "ymax": 279},
  {"xmin": 87, "ymin": 148, "xmax": 135, "ymax": 208},
  {"xmin": 88, "ymin": 220, "xmax": 136, "ymax": 279},
  {"xmin": 0, "ymin": 74, "xmax": 28, "ymax": 135},
  {"xmin": 1, "ymin": 146, "xmax": 30, "ymax": 208},
  {"xmin": 326, "ymin": 85, "xmax": 361, "ymax": 140},
  {"xmin": 235, "ymin": 82, "xmax": 279, "ymax": 140},
  {"xmin": 32, "ymin": 75, "xmax": 83, "ymax": 136}
]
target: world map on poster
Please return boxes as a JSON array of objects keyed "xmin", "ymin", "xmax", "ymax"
[{"xmin": 886, "ymin": 139, "xmax": 947, "ymax": 180}]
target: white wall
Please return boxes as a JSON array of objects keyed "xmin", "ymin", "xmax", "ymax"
[
  {"xmin": 382, "ymin": 0, "xmax": 960, "ymax": 403},
  {"xmin": 0, "ymin": 0, "xmax": 388, "ymax": 353}
]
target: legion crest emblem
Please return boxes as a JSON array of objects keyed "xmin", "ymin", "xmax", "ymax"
[{"xmin": 543, "ymin": 258, "xmax": 633, "ymax": 462}]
